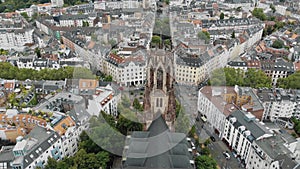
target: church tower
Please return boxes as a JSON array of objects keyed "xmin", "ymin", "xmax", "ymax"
[{"xmin": 143, "ymin": 49, "xmax": 176, "ymax": 130}]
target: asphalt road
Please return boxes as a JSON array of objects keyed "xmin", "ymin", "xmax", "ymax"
[{"xmin": 195, "ymin": 114, "xmax": 244, "ymax": 169}]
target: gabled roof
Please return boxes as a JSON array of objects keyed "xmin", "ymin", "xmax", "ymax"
[{"xmin": 124, "ymin": 114, "xmax": 193, "ymax": 169}]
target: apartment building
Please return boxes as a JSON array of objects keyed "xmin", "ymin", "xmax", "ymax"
[
  {"xmin": 51, "ymin": 0, "xmax": 64, "ymax": 7},
  {"xmin": 247, "ymin": 134, "xmax": 299, "ymax": 169},
  {"xmin": 223, "ymin": 110, "xmax": 299, "ymax": 169},
  {"xmin": 261, "ymin": 58, "xmax": 294, "ymax": 86},
  {"xmin": 222, "ymin": 110, "xmax": 273, "ymax": 164},
  {"xmin": 198, "ymin": 85, "xmax": 264, "ymax": 137},
  {"xmin": 227, "ymin": 61, "xmax": 248, "ymax": 71},
  {"xmin": 201, "ymin": 18, "xmax": 263, "ymax": 32},
  {"xmin": 87, "ymin": 85, "xmax": 118, "ymax": 117},
  {"xmin": 58, "ymin": 14, "xmax": 97, "ymax": 27},
  {"xmin": 174, "ymin": 48, "xmax": 206, "ymax": 85},
  {"xmin": 0, "ymin": 126, "xmax": 62, "ymax": 169},
  {"xmin": 103, "ymin": 50, "xmax": 147, "ymax": 87},
  {"xmin": 0, "ymin": 14, "xmax": 34, "ymax": 51},
  {"xmin": 201, "ymin": 45, "xmax": 230, "ymax": 76},
  {"xmin": 257, "ymin": 88, "xmax": 300, "ymax": 125}
]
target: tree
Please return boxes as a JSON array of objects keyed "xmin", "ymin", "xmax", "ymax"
[
  {"xmin": 291, "ymin": 117, "xmax": 300, "ymax": 135},
  {"xmin": 82, "ymin": 21, "xmax": 89, "ymax": 27},
  {"xmin": 195, "ymin": 155, "xmax": 217, "ymax": 169},
  {"xmin": 272, "ymin": 39, "xmax": 284, "ymax": 49},
  {"xmin": 220, "ymin": 12, "xmax": 224, "ymax": 20},
  {"xmin": 20, "ymin": 12, "xmax": 29, "ymax": 20},
  {"xmin": 270, "ymin": 4, "xmax": 276, "ymax": 13},
  {"xmin": 35, "ymin": 47, "xmax": 41, "ymax": 58},
  {"xmin": 231, "ymin": 31, "xmax": 235, "ymax": 38},
  {"xmin": 201, "ymin": 146, "xmax": 210, "ymax": 156},
  {"xmin": 277, "ymin": 71, "xmax": 300, "ymax": 89},
  {"xmin": 252, "ymin": 8, "xmax": 267, "ymax": 21},
  {"xmin": 197, "ymin": 31, "xmax": 210, "ymax": 44},
  {"xmin": 208, "ymin": 68, "xmax": 272, "ymax": 88},
  {"xmin": 151, "ymin": 35, "xmax": 162, "ymax": 46},
  {"xmin": 133, "ymin": 98, "xmax": 142, "ymax": 111},
  {"xmin": 103, "ymin": 75, "xmax": 113, "ymax": 82},
  {"xmin": 44, "ymin": 157, "xmax": 58, "ymax": 169},
  {"xmin": 164, "ymin": 39, "xmax": 171, "ymax": 46},
  {"xmin": 175, "ymin": 112, "xmax": 190, "ymax": 134},
  {"xmin": 116, "ymin": 115, "xmax": 143, "ymax": 135},
  {"xmin": 244, "ymin": 69, "xmax": 272, "ymax": 88}
]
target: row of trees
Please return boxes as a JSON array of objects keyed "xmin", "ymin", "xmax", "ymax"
[
  {"xmin": 209, "ymin": 68, "xmax": 272, "ymax": 88},
  {"xmin": 0, "ymin": 62, "xmax": 96, "ymax": 80},
  {"xmin": 0, "ymin": 0, "xmax": 89, "ymax": 12},
  {"xmin": 195, "ymin": 138, "xmax": 218, "ymax": 169},
  {"xmin": 291, "ymin": 117, "xmax": 300, "ymax": 136},
  {"xmin": 277, "ymin": 71, "xmax": 300, "ymax": 89}
]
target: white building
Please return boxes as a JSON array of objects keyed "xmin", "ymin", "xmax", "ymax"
[
  {"xmin": 222, "ymin": 110, "xmax": 273, "ymax": 165},
  {"xmin": 0, "ymin": 29, "xmax": 34, "ymax": 51},
  {"xmin": 198, "ymin": 86, "xmax": 236, "ymax": 137},
  {"xmin": 122, "ymin": 0, "xmax": 140, "ymax": 9},
  {"xmin": 103, "ymin": 50, "xmax": 147, "ymax": 87},
  {"xmin": 246, "ymin": 128, "xmax": 299, "ymax": 169},
  {"xmin": 174, "ymin": 48, "xmax": 206, "ymax": 85},
  {"xmin": 2, "ymin": 126, "xmax": 64, "ymax": 169},
  {"xmin": 257, "ymin": 88, "xmax": 300, "ymax": 123},
  {"xmin": 87, "ymin": 85, "xmax": 118, "ymax": 117},
  {"xmin": 226, "ymin": 61, "xmax": 248, "ymax": 71},
  {"xmin": 51, "ymin": 0, "xmax": 64, "ymax": 7},
  {"xmin": 201, "ymin": 45, "xmax": 230, "ymax": 76},
  {"xmin": 58, "ymin": 14, "xmax": 96, "ymax": 27},
  {"xmin": 261, "ymin": 58, "xmax": 294, "ymax": 86}
]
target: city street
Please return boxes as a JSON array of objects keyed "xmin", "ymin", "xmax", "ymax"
[{"xmin": 195, "ymin": 114, "xmax": 244, "ymax": 169}]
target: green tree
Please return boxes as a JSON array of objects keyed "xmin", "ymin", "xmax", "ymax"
[
  {"xmin": 103, "ymin": 75, "xmax": 113, "ymax": 82},
  {"xmin": 244, "ymin": 69, "xmax": 272, "ymax": 88},
  {"xmin": 133, "ymin": 98, "xmax": 142, "ymax": 111},
  {"xmin": 220, "ymin": 12, "xmax": 225, "ymax": 20},
  {"xmin": 164, "ymin": 39, "xmax": 171, "ymax": 46},
  {"xmin": 277, "ymin": 71, "xmax": 300, "ymax": 89},
  {"xmin": 201, "ymin": 146, "xmax": 210, "ymax": 156},
  {"xmin": 73, "ymin": 149, "xmax": 109, "ymax": 169},
  {"xmin": 231, "ymin": 31, "xmax": 235, "ymax": 38},
  {"xmin": 252, "ymin": 8, "xmax": 267, "ymax": 21},
  {"xmin": 116, "ymin": 115, "xmax": 143, "ymax": 135},
  {"xmin": 208, "ymin": 68, "xmax": 271, "ymax": 88},
  {"xmin": 272, "ymin": 39, "xmax": 284, "ymax": 49},
  {"xmin": 44, "ymin": 157, "xmax": 58, "ymax": 169},
  {"xmin": 79, "ymin": 131, "xmax": 103, "ymax": 154},
  {"xmin": 270, "ymin": 4, "xmax": 276, "ymax": 13},
  {"xmin": 197, "ymin": 31, "xmax": 210, "ymax": 44},
  {"xmin": 35, "ymin": 47, "xmax": 41, "ymax": 58},
  {"xmin": 151, "ymin": 35, "xmax": 162, "ymax": 46},
  {"xmin": 195, "ymin": 155, "xmax": 217, "ymax": 169}
]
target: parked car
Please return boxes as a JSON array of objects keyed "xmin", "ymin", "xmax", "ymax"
[
  {"xmin": 223, "ymin": 151, "xmax": 231, "ymax": 160},
  {"xmin": 210, "ymin": 136, "xmax": 216, "ymax": 142}
]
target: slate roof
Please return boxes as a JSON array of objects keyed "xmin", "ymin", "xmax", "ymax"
[
  {"xmin": 227, "ymin": 110, "xmax": 271, "ymax": 142},
  {"xmin": 21, "ymin": 126, "xmax": 60, "ymax": 168},
  {"xmin": 123, "ymin": 114, "xmax": 193, "ymax": 169},
  {"xmin": 228, "ymin": 61, "xmax": 247, "ymax": 67},
  {"xmin": 0, "ymin": 146, "xmax": 14, "ymax": 166}
]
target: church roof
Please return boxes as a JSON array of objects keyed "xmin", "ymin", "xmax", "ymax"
[{"xmin": 123, "ymin": 114, "xmax": 194, "ymax": 169}]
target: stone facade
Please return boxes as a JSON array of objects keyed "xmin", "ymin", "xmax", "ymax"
[{"xmin": 143, "ymin": 50, "xmax": 176, "ymax": 130}]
